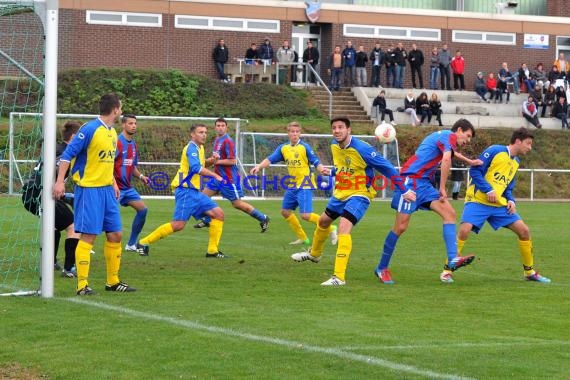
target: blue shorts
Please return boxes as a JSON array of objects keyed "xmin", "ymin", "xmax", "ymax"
[
  {"xmin": 391, "ymin": 178, "xmax": 440, "ymax": 214},
  {"xmin": 173, "ymin": 187, "xmax": 219, "ymax": 221},
  {"xmin": 119, "ymin": 187, "xmax": 142, "ymax": 206},
  {"xmin": 325, "ymin": 196, "xmax": 370, "ymax": 225},
  {"xmin": 205, "ymin": 178, "xmax": 244, "ymax": 202},
  {"xmin": 460, "ymin": 202, "xmax": 521, "ymax": 234},
  {"xmin": 282, "ymin": 188, "xmax": 313, "ymax": 213},
  {"xmin": 74, "ymin": 185, "xmax": 122, "ymax": 235}
]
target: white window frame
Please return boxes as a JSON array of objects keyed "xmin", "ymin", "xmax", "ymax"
[
  {"xmin": 452, "ymin": 30, "xmax": 516, "ymax": 46},
  {"xmin": 175, "ymin": 15, "xmax": 280, "ymax": 34},
  {"xmin": 86, "ymin": 10, "xmax": 162, "ymax": 28},
  {"xmin": 343, "ymin": 24, "xmax": 440, "ymax": 42}
]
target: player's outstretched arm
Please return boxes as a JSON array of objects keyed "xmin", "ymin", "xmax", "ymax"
[
  {"xmin": 454, "ymin": 151, "xmax": 483, "ymax": 166},
  {"xmin": 250, "ymin": 158, "xmax": 271, "ymax": 175}
]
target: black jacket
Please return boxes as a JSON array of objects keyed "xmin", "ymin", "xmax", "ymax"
[
  {"xmin": 213, "ymin": 45, "xmax": 229, "ymax": 63},
  {"xmin": 408, "ymin": 49, "xmax": 424, "ymax": 67}
]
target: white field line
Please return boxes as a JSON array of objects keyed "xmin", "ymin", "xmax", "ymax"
[
  {"xmin": 65, "ymin": 297, "xmax": 474, "ymax": 380},
  {"xmin": 344, "ymin": 339, "xmax": 570, "ymax": 351}
]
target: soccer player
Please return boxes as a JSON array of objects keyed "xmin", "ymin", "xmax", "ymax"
[
  {"xmin": 136, "ymin": 124, "xmax": 228, "ymax": 258},
  {"xmin": 290, "ymin": 117, "xmax": 399, "ymax": 286},
  {"xmin": 114, "ymin": 114, "xmax": 150, "ymax": 252},
  {"xmin": 374, "ymin": 118, "xmax": 482, "ymax": 284},
  {"xmin": 249, "ymin": 121, "xmax": 337, "ymax": 247},
  {"xmin": 193, "ymin": 117, "xmax": 270, "ymax": 232},
  {"xmin": 53, "ymin": 93, "xmax": 136, "ymax": 295},
  {"xmin": 457, "ymin": 127, "xmax": 551, "ymax": 283}
]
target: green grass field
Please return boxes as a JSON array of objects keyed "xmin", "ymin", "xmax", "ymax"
[{"xmin": 1, "ymin": 199, "xmax": 569, "ymax": 379}]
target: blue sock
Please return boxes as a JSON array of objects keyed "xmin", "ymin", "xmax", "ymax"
[
  {"xmin": 377, "ymin": 230, "xmax": 399, "ymax": 271},
  {"xmin": 128, "ymin": 208, "xmax": 148, "ymax": 246},
  {"xmin": 443, "ymin": 223, "xmax": 457, "ymax": 263},
  {"xmin": 249, "ymin": 209, "xmax": 266, "ymax": 223},
  {"xmin": 202, "ymin": 216, "xmax": 212, "ymax": 224}
]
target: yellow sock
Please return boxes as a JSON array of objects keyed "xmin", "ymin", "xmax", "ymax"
[
  {"xmin": 139, "ymin": 222, "xmax": 174, "ymax": 245},
  {"xmin": 518, "ymin": 239, "xmax": 534, "ymax": 276},
  {"xmin": 104, "ymin": 241, "xmax": 121, "ymax": 286},
  {"xmin": 207, "ymin": 219, "xmax": 224, "ymax": 254},
  {"xmin": 333, "ymin": 234, "xmax": 352, "ymax": 281},
  {"xmin": 310, "ymin": 225, "xmax": 330, "ymax": 258},
  {"xmin": 308, "ymin": 213, "xmax": 320, "ymax": 225},
  {"xmin": 285, "ymin": 214, "xmax": 307, "ymax": 241},
  {"xmin": 457, "ymin": 239, "xmax": 466, "ymax": 255},
  {"xmin": 75, "ymin": 240, "xmax": 92, "ymax": 291}
]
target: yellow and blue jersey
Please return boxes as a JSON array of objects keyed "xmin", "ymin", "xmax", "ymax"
[
  {"xmin": 331, "ymin": 136, "xmax": 399, "ymax": 201},
  {"xmin": 61, "ymin": 118, "xmax": 117, "ymax": 187},
  {"xmin": 267, "ymin": 139, "xmax": 320, "ymax": 188},
  {"xmin": 465, "ymin": 145, "xmax": 519, "ymax": 207},
  {"xmin": 171, "ymin": 141, "xmax": 204, "ymax": 190}
]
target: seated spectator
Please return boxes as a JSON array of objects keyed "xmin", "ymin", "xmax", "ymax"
[
  {"xmin": 404, "ymin": 91, "xmax": 420, "ymax": 126},
  {"xmin": 533, "ymin": 63, "xmax": 549, "ymax": 90},
  {"xmin": 245, "ymin": 43, "xmax": 259, "ymax": 65},
  {"xmin": 518, "ymin": 63, "xmax": 535, "ymax": 93},
  {"xmin": 529, "ymin": 84, "xmax": 546, "ymax": 118},
  {"xmin": 428, "ymin": 92, "xmax": 443, "ymax": 126},
  {"xmin": 548, "ymin": 65, "xmax": 561, "ymax": 87},
  {"xmin": 552, "ymin": 96, "xmax": 569, "ymax": 129},
  {"xmin": 372, "ymin": 90, "xmax": 396, "ymax": 125},
  {"xmin": 521, "ymin": 96, "xmax": 542, "ymax": 129},
  {"xmin": 474, "ymin": 71, "xmax": 488, "ymax": 102},
  {"xmin": 499, "ymin": 62, "xmax": 519, "ymax": 94},
  {"xmin": 416, "ymin": 92, "xmax": 431, "ymax": 124},
  {"xmin": 496, "ymin": 71, "xmax": 511, "ymax": 104},
  {"xmin": 543, "ymin": 85, "xmax": 556, "ymax": 117},
  {"xmin": 486, "ymin": 73, "xmax": 500, "ymax": 103},
  {"xmin": 555, "ymin": 86, "xmax": 566, "ymax": 103}
]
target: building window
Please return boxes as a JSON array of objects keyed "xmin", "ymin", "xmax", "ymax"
[
  {"xmin": 344, "ymin": 24, "xmax": 440, "ymax": 41},
  {"xmin": 86, "ymin": 11, "xmax": 162, "ymax": 27},
  {"xmin": 452, "ymin": 30, "xmax": 516, "ymax": 45},
  {"xmin": 175, "ymin": 15, "xmax": 280, "ymax": 33}
]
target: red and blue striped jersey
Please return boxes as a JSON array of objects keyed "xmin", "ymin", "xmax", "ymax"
[
  {"xmin": 400, "ymin": 130, "xmax": 456, "ymax": 180},
  {"xmin": 114, "ymin": 134, "xmax": 139, "ymax": 190},
  {"xmin": 213, "ymin": 134, "xmax": 239, "ymax": 184}
]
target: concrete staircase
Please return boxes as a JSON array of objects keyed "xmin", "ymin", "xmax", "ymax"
[
  {"xmin": 351, "ymin": 87, "xmax": 568, "ymax": 130},
  {"xmin": 308, "ymin": 87, "xmax": 372, "ymax": 123}
]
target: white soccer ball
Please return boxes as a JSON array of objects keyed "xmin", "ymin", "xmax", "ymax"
[{"xmin": 374, "ymin": 122, "xmax": 396, "ymax": 144}]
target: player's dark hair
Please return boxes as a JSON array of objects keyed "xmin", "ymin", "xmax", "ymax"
[
  {"xmin": 61, "ymin": 121, "xmax": 81, "ymax": 142},
  {"xmin": 215, "ymin": 117, "xmax": 227, "ymax": 126},
  {"xmin": 99, "ymin": 93, "xmax": 121, "ymax": 115},
  {"xmin": 121, "ymin": 114, "xmax": 136, "ymax": 123},
  {"xmin": 451, "ymin": 118, "xmax": 475, "ymax": 138},
  {"xmin": 190, "ymin": 123, "xmax": 207, "ymax": 134},
  {"xmin": 510, "ymin": 127, "xmax": 534, "ymax": 144},
  {"xmin": 330, "ymin": 117, "xmax": 351, "ymax": 128}
]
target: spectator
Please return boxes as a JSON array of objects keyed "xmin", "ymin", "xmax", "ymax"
[
  {"xmin": 499, "ymin": 62, "xmax": 519, "ymax": 94},
  {"xmin": 372, "ymin": 90, "xmax": 396, "ymax": 125},
  {"xmin": 533, "ymin": 63, "xmax": 549, "ymax": 90},
  {"xmin": 474, "ymin": 71, "xmax": 489, "ymax": 102},
  {"xmin": 450, "ymin": 50, "xmax": 465, "ymax": 90},
  {"xmin": 518, "ymin": 63, "xmax": 534, "ymax": 93},
  {"xmin": 553, "ymin": 52, "xmax": 568, "ymax": 79},
  {"xmin": 245, "ymin": 43, "xmax": 259, "ymax": 65},
  {"xmin": 429, "ymin": 46, "xmax": 439, "ymax": 90},
  {"xmin": 543, "ymin": 84, "xmax": 556, "ymax": 116},
  {"xmin": 369, "ymin": 42, "xmax": 383, "ymax": 87},
  {"xmin": 552, "ymin": 96, "xmax": 569, "ymax": 129},
  {"xmin": 438, "ymin": 44, "xmax": 452, "ymax": 90},
  {"xmin": 521, "ymin": 95, "xmax": 542, "ymax": 129},
  {"xmin": 497, "ymin": 69, "xmax": 511, "ymax": 104},
  {"xmin": 450, "ymin": 159, "xmax": 465, "ymax": 200},
  {"xmin": 212, "ymin": 38, "xmax": 229, "ymax": 82},
  {"xmin": 342, "ymin": 41, "xmax": 356, "ymax": 87},
  {"xmin": 486, "ymin": 72, "xmax": 500, "ymax": 103},
  {"xmin": 548, "ymin": 65, "xmax": 561, "ymax": 88},
  {"xmin": 355, "ymin": 45, "xmax": 368, "ymax": 87},
  {"xmin": 276, "ymin": 40, "xmax": 296, "ymax": 85},
  {"xmin": 394, "ymin": 42, "xmax": 407, "ymax": 89},
  {"xmin": 555, "ymin": 85, "xmax": 566, "ymax": 102},
  {"xmin": 302, "ymin": 41, "xmax": 320, "ymax": 84},
  {"xmin": 416, "ymin": 91, "xmax": 431, "ymax": 125},
  {"xmin": 428, "ymin": 92, "xmax": 443, "ymax": 126},
  {"xmin": 529, "ymin": 84, "xmax": 545, "ymax": 118},
  {"xmin": 385, "ymin": 43, "xmax": 396, "ymax": 87},
  {"xmin": 408, "ymin": 43, "xmax": 424, "ymax": 89},
  {"xmin": 404, "ymin": 91, "xmax": 420, "ymax": 126},
  {"xmin": 327, "ymin": 45, "xmax": 343, "ymax": 91},
  {"xmin": 259, "ymin": 38, "xmax": 274, "ymax": 65}
]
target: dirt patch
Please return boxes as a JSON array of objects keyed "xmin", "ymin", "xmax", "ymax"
[{"xmin": 0, "ymin": 363, "xmax": 45, "ymax": 379}]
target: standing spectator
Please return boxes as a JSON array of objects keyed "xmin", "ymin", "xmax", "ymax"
[
  {"xmin": 342, "ymin": 41, "xmax": 356, "ymax": 87},
  {"xmin": 385, "ymin": 43, "xmax": 396, "ymax": 88},
  {"xmin": 553, "ymin": 52, "xmax": 567, "ymax": 79},
  {"xmin": 276, "ymin": 40, "xmax": 296, "ymax": 85},
  {"xmin": 302, "ymin": 41, "xmax": 320, "ymax": 84},
  {"xmin": 543, "ymin": 84, "xmax": 556, "ymax": 117},
  {"xmin": 258, "ymin": 38, "xmax": 274, "ymax": 65},
  {"xmin": 416, "ymin": 92, "xmax": 431, "ymax": 125},
  {"xmin": 438, "ymin": 44, "xmax": 452, "ymax": 90},
  {"xmin": 408, "ymin": 43, "xmax": 424, "ymax": 89},
  {"xmin": 327, "ymin": 45, "xmax": 343, "ymax": 91},
  {"xmin": 521, "ymin": 96, "xmax": 542, "ymax": 129},
  {"xmin": 213, "ymin": 38, "xmax": 229, "ymax": 82},
  {"xmin": 552, "ymin": 96, "xmax": 569, "ymax": 129},
  {"xmin": 53, "ymin": 93, "xmax": 136, "ymax": 295},
  {"xmin": 244, "ymin": 43, "xmax": 258, "ymax": 65},
  {"xmin": 486, "ymin": 72, "xmax": 500, "ymax": 103},
  {"xmin": 474, "ymin": 72, "xmax": 489, "ymax": 102},
  {"xmin": 429, "ymin": 46, "xmax": 439, "ymax": 90},
  {"xmin": 355, "ymin": 45, "xmax": 368, "ymax": 87},
  {"xmin": 404, "ymin": 91, "xmax": 420, "ymax": 126},
  {"xmin": 394, "ymin": 42, "xmax": 407, "ymax": 89},
  {"xmin": 369, "ymin": 42, "xmax": 383, "ymax": 87},
  {"xmin": 429, "ymin": 92, "xmax": 444, "ymax": 126},
  {"xmin": 450, "ymin": 159, "xmax": 465, "ymax": 200},
  {"xmin": 499, "ymin": 62, "xmax": 519, "ymax": 94},
  {"xmin": 372, "ymin": 90, "xmax": 396, "ymax": 125},
  {"xmin": 450, "ymin": 50, "xmax": 465, "ymax": 91}
]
